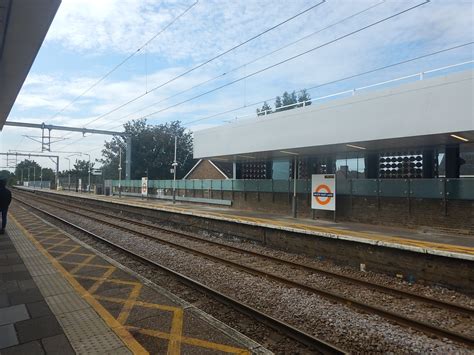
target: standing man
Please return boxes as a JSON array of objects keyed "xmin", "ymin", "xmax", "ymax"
[{"xmin": 0, "ymin": 179, "xmax": 12, "ymax": 234}]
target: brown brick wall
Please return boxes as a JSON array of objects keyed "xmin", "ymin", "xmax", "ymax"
[{"xmin": 186, "ymin": 160, "xmax": 227, "ymax": 180}]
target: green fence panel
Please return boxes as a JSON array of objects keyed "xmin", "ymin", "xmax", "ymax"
[
  {"xmin": 273, "ymin": 180, "xmax": 290, "ymax": 193},
  {"xmin": 295, "ymin": 180, "xmax": 310, "ymax": 193},
  {"xmin": 352, "ymin": 179, "xmax": 378, "ymax": 196},
  {"xmin": 222, "ymin": 180, "xmax": 233, "ymax": 191},
  {"xmin": 258, "ymin": 180, "xmax": 273, "ymax": 192},
  {"xmin": 210, "ymin": 180, "xmax": 222, "ymax": 191},
  {"xmin": 200, "ymin": 180, "xmax": 210, "ymax": 189},
  {"xmin": 244, "ymin": 180, "xmax": 259, "ymax": 192},
  {"xmin": 232, "ymin": 180, "xmax": 245, "ymax": 191},
  {"xmin": 379, "ymin": 179, "xmax": 408, "ymax": 197},
  {"xmin": 446, "ymin": 179, "xmax": 474, "ymax": 200},
  {"xmin": 176, "ymin": 180, "xmax": 185, "ymax": 189},
  {"xmin": 410, "ymin": 179, "xmax": 444, "ymax": 199},
  {"xmin": 336, "ymin": 179, "xmax": 351, "ymax": 195}
]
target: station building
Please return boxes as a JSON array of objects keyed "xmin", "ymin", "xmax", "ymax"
[{"xmin": 192, "ymin": 69, "xmax": 474, "ymax": 231}]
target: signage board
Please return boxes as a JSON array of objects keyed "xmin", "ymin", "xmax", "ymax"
[
  {"xmin": 92, "ymin": 169, "xmax": 102, "ymax": 176},
  {"xmin": 311, "ymin": 174, "xmax": 336, "ymax": 211},
  {"xmin": 141, "ymin": 177, "xmax": 148, "ymax": 197}
]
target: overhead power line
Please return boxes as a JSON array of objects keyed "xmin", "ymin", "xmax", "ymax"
[
  {"xmin": 50, "ymin": 0, "xmax": 199, "ymax": 121},
  {"xmin": 184, "ymin": 41, "xmax": 474, "ymax": 126},
  {"xmin": 74, "ymin": 0, "xmax": 327, "ymax": 129},
  {"xmin": 97, "ymin": 0, "xmax": 387, "ymax": 128},
  {"xmin": 106, "ymin": 0, "xmax": 430, "ymax": 128}
]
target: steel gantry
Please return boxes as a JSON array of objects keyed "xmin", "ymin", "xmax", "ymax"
[{"xmin": 3, "ymin": 121, "xmax": 132, "ymax": 179}]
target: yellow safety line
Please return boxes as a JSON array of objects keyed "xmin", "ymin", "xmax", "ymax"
[
  {"xmin": 128, "ymin": 327, "xmax": 250, "ymax": 355},
  {"xmin": 117, "ymin": 284, "xmax": 143, "ymax": 325},
  {"xmin": 10, "ymin": 214, "xmax": 149, "ymax": 355}
]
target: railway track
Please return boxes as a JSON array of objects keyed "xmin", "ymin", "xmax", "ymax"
[
  {"xmin": 14, "ymin": 190, "xmax": 474, "ymax": 349},
  {"xmin": 13, "ymin": 194, "xmax": 344, "ymax": 354}
]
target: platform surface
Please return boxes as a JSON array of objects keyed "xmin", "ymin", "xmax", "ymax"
[
  {"xmin": 16, "ymin": 187, "xmax": 474, "ymax": 261},
  {"xmin": 2, "ymin": 202, "xmax": 264, "ymax": 354}
]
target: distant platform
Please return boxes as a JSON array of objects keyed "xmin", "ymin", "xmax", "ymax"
[
  {"xmin": 16, "ymin": 186, "xmax": 474, "ymax": 262},
  {"xmin": 2, "ymin": 196, "xmax": 264, "ymax": 354}
]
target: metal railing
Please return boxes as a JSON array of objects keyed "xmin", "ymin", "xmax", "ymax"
[{"xmin": 228, "ymin": 60, "xmax": 474, "ymax": 123}]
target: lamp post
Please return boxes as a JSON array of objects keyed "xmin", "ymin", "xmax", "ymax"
[
  {"xmin": 65, "ymin": 157, "xmax": 71, "ymax": 190},
  {"xmin": 118, "ymin": 147, "xmax": 122, "ymax": 198},
  {"xmin": 82, "ymin": 153, "xmax": 91, "ymax": 193},
  {"xmin": 172, "ymin": 136, "xmax": 178, "ymax": 204}
]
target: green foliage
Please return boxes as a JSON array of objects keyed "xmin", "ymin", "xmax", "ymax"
[
  {"xmin": 267, "ymin": 89, "xmax": 311, "ymax": 114},
  {"xmin": 14, "ymin": 160, "xmax": 41, "ymax": 181},
  {"xmin": 256, "ymin": 101, "xmax": 272, "ymax": 116},
  {"xmin": 99, "ymin": 119, "xmax": 194, "ymax": 180}
]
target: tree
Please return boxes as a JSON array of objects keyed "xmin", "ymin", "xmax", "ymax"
[
  {"xmin": 256, "ymin": 101, "xmax": 272, "ymax": 116},
  {"xmin": 275, "ymin": 96, "xmax": 282, "ymax": 111},
  {"xmin": 99, "ymin": 119, "xmax": 194, "ymax": 180},
  {"xmin": 281, "ymin": 91, "xmax": 298, "ymax": 111},
  {"xmin": 15, "ymin": 160, "xmax": 41, "ymax": 182},
  {"xmin": 297, "ymin": 89, "xmax": 311, "ymax": 107},
  {"xmin": 73, "ymin": 159, "xmax": 94, "ymax": 182}
]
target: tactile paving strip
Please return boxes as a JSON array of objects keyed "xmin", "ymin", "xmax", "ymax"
[
  {"xmin": 9, "ymin": 204, "xmax": 264, "ymax": 354},
  {"xmin": 7, "ymin": 214, "xmax": 131, "ymax": 355}
]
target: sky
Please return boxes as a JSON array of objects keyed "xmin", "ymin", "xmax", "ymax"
[{"xmin": 1, "ymin": 0, "xmax": 473, "ymax": 172}]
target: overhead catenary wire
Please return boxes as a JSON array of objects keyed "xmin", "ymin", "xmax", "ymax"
[
  {"xmin": 94, "ymin": 0, "xmax": 387, "ymax": 128},
  {"xmin": 30, "ymin": 43, "xmax": 473, "ymax": 159},
  {"xmin": 183, "ymin": 41, "xmax": 474, "ymax": 126},
  {"xmin": 50, "ymin": 0, "xmax": 199, "ymax": 121},
  {"xmin": 71, "ymin": 0, "xmax": 327, "ymax": 130},
  {"xmin": 104, "ymin": 0, "xmax": 430, "ymax": 129}
]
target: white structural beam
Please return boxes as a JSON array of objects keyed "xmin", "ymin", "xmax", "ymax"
[
  {"xmin": 0, "ymin": 0, "xmax": 61, "ymax": 129},
  {"xmin": 193, "ymin": 70, "xmax": 474, "ymax": 160}
]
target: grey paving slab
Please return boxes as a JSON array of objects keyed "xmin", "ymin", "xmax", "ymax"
[
  {"xmin": 27, "ymin": 264, "xmax": 57, "ymax": 277},
  {"xmin": 15, "ymin": 314, "xmax": 63, "ymax": 343},
  {"xmin": 71, "ymin": 332, "xmax": 128, "ymax": 355},
  {"xmin": 8, "ymin": 288, "xmax": 43, "ymax": 306},
  {"xmin": 56, "ymin": 308, "xmax": 112, "ymax": 340},
  {"xmin": 0, "ymin": 281, "xmax": 19, "ymax": 293},
  {"xmin": 18, "ymin": 279, "xmax": 37, "ymax": 291},
  {"xmin": 26, "ymin": 300, "xmax": 53, "ymax": 319},
  {"xmin": 0, "ymin": 293, "xmax": 9, "ymax": 308},
  {"xmin": 45, "ymin": 292, "xmax": 90, "ymax": 315},
  {"xmin": 0, "ymin": 271, "xmax": 31, "ymax": 282},
  {"xmin": 0, "ymin": 304, "xmax": 30, "ymax": 326},
  {"xmin": 33, "ymin": 274, "xmax": 74, "ymax": 297},
  {"xmin": 0, "ymin": 324, "xmax": 18, "ymax": 349},
  {"xmin": 0, "ymin": 340, "xmax": 44, "ymax": 355},
  {"xmin": 41, "ymin": 334, "xmax": 75, "ymax": 355}
]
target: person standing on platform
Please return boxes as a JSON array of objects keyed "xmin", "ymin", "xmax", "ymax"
[{"xmin": 0, "ymin": 179, "xmax": 12, "ymax": 234}]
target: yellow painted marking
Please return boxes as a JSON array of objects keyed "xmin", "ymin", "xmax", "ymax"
[
  {"xmin": 10, "ymin": 204, "xmax": 255, "ymax": 354},
  {"xmin": 10, "ymin": 214, "xmax": 149, "ymax": 355},
  {"xmin": 74, "ymin": 275, "xmax": 140, "ymax": 286},
  {"xmin": 69, "ymin": 254, "xmax": 96, "ymax": 274},
  {"xmin": 129, "ymin": 327, "xmax": 250, "ymax": 355},
  {"xmin": 117, "ymin": 284, "xmax": 143, "ymax": 325},
  {"xmin": 168, "ymin": 307, "xmax": 184, "ymax": 355},
  {"xmin": 61, "ymin": 260, "xmax": 110, "ymax": 269}
]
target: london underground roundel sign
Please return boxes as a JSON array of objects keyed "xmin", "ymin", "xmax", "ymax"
[{"xmin": 311, "ymin": 174, "xmax": 336, "ymax": 211}]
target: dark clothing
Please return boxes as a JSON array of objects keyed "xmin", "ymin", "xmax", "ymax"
[
  {"xmin": 0, "ymin": 187, "xmax": 11, "ymax": 210},
  {"xmin": 0, "ymin": 187, "xmax": 11, "ymax": 230},
  {"xmin": 1, "ymin": 209, "xmax": 7, "ymax": 230}
]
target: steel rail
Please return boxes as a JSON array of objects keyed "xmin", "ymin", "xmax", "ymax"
[
  {"xmin": 13, "ymin": 196, "xmax": 344, "ymax": 354},
  {"xmin": 14, "ymin": 193, "xmax": 474, "ymax": 348},
  {"xmin": 22, "ymin": 189, "xmax": 474, "ymax": 316}
]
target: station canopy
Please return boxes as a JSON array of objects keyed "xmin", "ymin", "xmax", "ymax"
[
  {"xmin": 0, "ymin": 0, "xmax": 61, "ymax": 130},
  {"xmin": 193, "ymin": 70, "xmax": 474, "ymax": 161}
]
